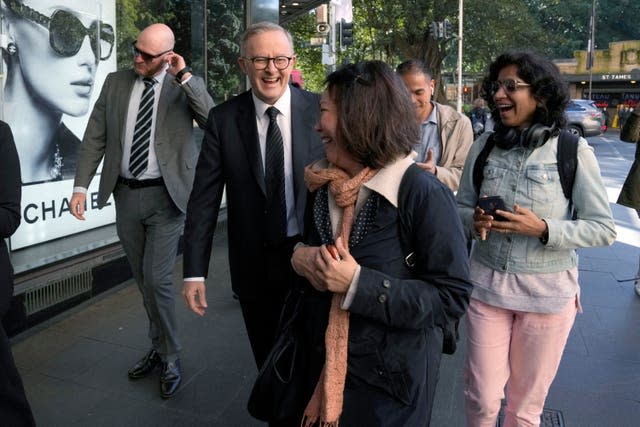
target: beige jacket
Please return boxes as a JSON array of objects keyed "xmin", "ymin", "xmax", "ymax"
[{"xmin": 433, "ymin": 102, "xmax": 474, "ymax": 191}]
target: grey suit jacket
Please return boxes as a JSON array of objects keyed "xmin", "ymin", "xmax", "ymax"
[{"xmin": 74, "ymin": 69, "xmax": 214, "ymax": 212}]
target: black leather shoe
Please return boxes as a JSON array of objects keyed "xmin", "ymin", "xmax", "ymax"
[
  {"xmin": 160, "ymin": 359, "xmax": 182, "ymax": 398},
  {"xmin": 128, "ymin": 349, "xmax": 161, "ymax": 379}
]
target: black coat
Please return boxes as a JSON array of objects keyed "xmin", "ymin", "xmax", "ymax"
[
  {"xmin": 0, "ymin": 121, "xmax": 21, "ymax": 315},
  {"xmin": 298, "ymin": 167, "xmax": 471, "ymax": 426},
  {"xmin": 0, "ymin": 120, "xmax": 35, "ymax": 426}
]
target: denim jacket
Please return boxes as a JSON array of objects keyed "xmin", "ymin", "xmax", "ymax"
[{"xmin": 457, "ymin": 133, "xmax": 616, "ymax": 274}]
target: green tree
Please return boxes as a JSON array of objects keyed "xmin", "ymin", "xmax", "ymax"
[
  {"xmin": 201, "ymin": 0, "xmax": 244, "ymax": 102},
  {"xmin": 283, "ymin": 12, "xmax": 326, "ymax": 93},
  {"xmin": 283, "ymin": 0, "xmax": 640, "ymax": 102},
  {"xmin": 347, "ymin": 0, "xmax": 555, "ymax": 102},
  {"xmin": 525, "ymin": 0, "xmax": 640, "ymax": 58},
  {"xmin": 115, "ymin": 0, "xmax": 243, "ymax": 101}
]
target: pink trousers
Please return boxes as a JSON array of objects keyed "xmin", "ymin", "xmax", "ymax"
[{"xmin": 464, "ymin": 298, "xmax": 577, "ymax": 427}]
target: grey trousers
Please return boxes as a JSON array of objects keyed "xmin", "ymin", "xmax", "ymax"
[{"xmin": 114, "ymin": 182, "xmax": 184, "ymax": 362}]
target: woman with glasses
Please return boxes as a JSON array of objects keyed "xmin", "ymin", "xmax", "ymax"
[
  {"xmin": 290, "ymin": 60, "xmax": 471, "ymax": 427},
  {"xmin": 456, "ymin": 51, "xmax": 616, "ymax": 427},
  {"xmin": 1, "ymin": 0, "xmax": 114, "ymax": 184}
]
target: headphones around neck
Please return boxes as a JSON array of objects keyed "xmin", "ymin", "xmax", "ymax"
[{"xmin": 494, "ymin": 123, "xmax": 557, "ymax": 150}]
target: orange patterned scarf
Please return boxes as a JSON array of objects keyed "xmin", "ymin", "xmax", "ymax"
[{"xmin": 302, "ymin": 163, "xmax": 378, "ymax": 427}]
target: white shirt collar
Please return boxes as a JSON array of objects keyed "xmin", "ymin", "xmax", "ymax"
[
  {"xmin": 363, "ymin": 155, "xmax": 414, "ymax": 208},
  {"xmin": 140, "ymin": 68, "xmax": 167, "ymax": 85},
  {"xmin": 252, "ymin": 85, "xmax": 292, "ymax": 119},
  {"xmin": 311, "ymin": 155, "xmax": 415, "ymax": 209}
]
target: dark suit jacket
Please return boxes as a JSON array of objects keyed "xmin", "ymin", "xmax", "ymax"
[
  {"xmin": 183, "ymin": 87, "xmax": 323, "ymax": 298},
  {"xmin": 74, "ymin": 70, "xmax": 214, "ymax": 213},
  {"xmin": 0, "ymin": 122, "xmax": 21, "ymax": 317}
]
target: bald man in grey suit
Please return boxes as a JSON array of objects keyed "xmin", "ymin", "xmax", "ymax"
[{"xmin": 70, "ymin": 23, "xmax": 214, "ymax": 399}]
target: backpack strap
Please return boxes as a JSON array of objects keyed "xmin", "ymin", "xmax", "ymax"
[
  {"xmin": 397, "ymin": 163, "xmax": 459, "ymax": 355},
  {"xmin": 472, "ymin": 133, "xmax": 497, "ymax": 196},
  {"xmin": 556, "ymin": 130, "xmax": 579, "ymax": 202},
  {"xmin": 397, "ymin": 163, "xmax": 422, "ymax": 267},
  {"xmin": 472, "ymin": 131, "xmax": 578, "ymax": 203}
]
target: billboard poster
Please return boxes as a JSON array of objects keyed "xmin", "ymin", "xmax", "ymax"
[{"xmin": 1, "ymin": 0, "xmax": 117, "ymax": 250}]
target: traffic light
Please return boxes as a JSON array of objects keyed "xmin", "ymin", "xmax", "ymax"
[
  {"xmin": 443, "ymin": 18, "xmax": 453, "ymax": 39},
  {"xmin": 340, "ymin": 20, "xmax": 354, "ymax": 49},
  {"xmin": 429, "ymin": 21, "xmax": 439, "ymax": 39}
]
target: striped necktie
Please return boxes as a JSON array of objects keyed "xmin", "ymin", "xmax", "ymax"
[
  {"xmin": 129, "ymin": 77, "xmax": 156, "ymax": 178},
  {"xmin": 265, "ymin": 106, "xmax": 287, "ymax": 244}
]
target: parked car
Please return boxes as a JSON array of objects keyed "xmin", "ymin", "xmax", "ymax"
[{"xmin": 565, "ymin": 99, "xmax": 604, "ymax": 137}]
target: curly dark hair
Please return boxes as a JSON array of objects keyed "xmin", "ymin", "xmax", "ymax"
[
  {"xmin": 481, "ymin": 51, "xmax": 569, "ymax": 130},
  {"xmin": 324, "ymin": 61, "xmax": 418, "ymax": 169}
]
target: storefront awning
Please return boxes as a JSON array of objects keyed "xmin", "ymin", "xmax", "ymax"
[{"xmin": 564, "ymin": 68, "xmax": 640, "ymax": 83}]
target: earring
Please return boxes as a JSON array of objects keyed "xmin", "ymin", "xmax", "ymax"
[{"xmin": 6, "ymin": 42, "xmax": 17, "ymax": 55}]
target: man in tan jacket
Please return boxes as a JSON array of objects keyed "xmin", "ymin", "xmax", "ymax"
[{"xmin": 397, "ymin": 59, "xmax": 473, "ymax": 191}]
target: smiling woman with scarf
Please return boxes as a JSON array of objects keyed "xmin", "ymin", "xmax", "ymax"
[{"xmin": 290, "ymin": 60, "xmax": 472, "ymax": 427}]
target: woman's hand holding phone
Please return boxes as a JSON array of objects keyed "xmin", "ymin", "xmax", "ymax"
[
  {"xmin": 477, "ymin": 196, "xmax": 510, "ymax": 221},
  {"xmin": 474, "ymin": 196, "xmax": 512, "ymax": 240}
]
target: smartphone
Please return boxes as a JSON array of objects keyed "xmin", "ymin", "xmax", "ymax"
[{"xmin": 478, "ymin": 196, "xmax": 509, "ymax": 221}]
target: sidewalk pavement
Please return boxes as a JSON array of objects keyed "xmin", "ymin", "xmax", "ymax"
[{"xmin": 10, "ymin": 137, "xmax": 640, "ymax": 427}]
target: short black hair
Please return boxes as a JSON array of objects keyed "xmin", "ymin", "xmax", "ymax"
[{"xmin": 396, "ymin": 59, "xmax": 433, "ymax": 80}]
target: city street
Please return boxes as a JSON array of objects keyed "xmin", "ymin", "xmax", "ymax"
[{"xmin": 9, "ymin": 130, "xmax": 640, "ymax": 427}]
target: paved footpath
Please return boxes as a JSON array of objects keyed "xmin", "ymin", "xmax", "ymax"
[{"xmin": 10, "ymin": 133, "xmax": 640, "ymax": 426}]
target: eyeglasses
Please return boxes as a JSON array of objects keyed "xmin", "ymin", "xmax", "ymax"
[
  {"xmin": 4, "ymin": 0, "xmax": 114, "ymax": 61},
  {"xmin": 242, "ymin": 56, "xmax": 293, "ymax": 70},
  {"xmin": 131, "ymin": 42, "xmax": 172, "ymax": 62},
  {"xmin": 490, "ymin": 79, "xmax": 531, "ymax": 94}
]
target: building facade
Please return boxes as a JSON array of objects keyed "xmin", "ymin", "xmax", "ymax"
[{"xmin": 556, "ymin": 39, "xmax": 640, "ymax": 127}]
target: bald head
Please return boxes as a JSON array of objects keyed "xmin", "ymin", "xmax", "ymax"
[{"xmin": 138, "ymin": 23, "xmax": 175, "ymax": 53}]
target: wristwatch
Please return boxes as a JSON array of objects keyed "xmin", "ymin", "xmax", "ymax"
[
  {"xmin": 539, "ymin": 220, "xmax": 549, "ymax": 245},
  {"xmin": 175, "ymin": 66, "xmax": 192, "ymax": 83}
]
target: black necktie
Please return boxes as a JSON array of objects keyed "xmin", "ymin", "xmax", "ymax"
[
  {"xmin": 265, "ymin": 106, "xmax": 287, "ymax": 244},
  {"xmin": 129, "ymin": 77, "xmax": 156, "ymax": 177}
]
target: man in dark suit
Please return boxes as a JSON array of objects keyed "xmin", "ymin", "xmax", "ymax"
[
  {"xmin": 182, "ymin": 22, "xmax": 323, "ymax": 370},
  {"xmin": 0, "ymin": 121, "xmax": 36, "ymax": 426},
  {"xmin": 69, "ymin": 23, "xmax": 214, "ymax": 398}
]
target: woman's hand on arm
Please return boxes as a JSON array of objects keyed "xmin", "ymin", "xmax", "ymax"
[
  {"xmin": 320, "ymin": 236, "xmax": 358, "ymax": 294},
  {"xmin": 291, "ymin": 244, "xmax": 328, "ymax": 291},
  {"xmin": 291, "ymin": 237, "xmax": 358, "ymax": 293}
]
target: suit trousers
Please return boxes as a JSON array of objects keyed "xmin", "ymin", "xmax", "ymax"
[
  {"xmin": 239, "ymin": 236, "xmax": 299, "ymax": 370},
  {"xmin": 114, "ymin": 182, "xmax": 184, "ymax": 362},
  {"xmin": 464, "ymin": 298, "xmax": 577, "ymax": 427},
  {"xmin": 0, "ymin": 323, "xmax": 35, "ymax": 426}
]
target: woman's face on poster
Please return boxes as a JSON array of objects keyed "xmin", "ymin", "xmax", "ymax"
[{"xmin": 9, "ymin": 0, "xmax": 113, "ymax": 116}]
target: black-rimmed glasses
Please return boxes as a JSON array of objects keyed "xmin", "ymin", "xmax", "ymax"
[
  {"xmin": 490, "ymin": 79, "xmax": 531, "ymax": 94},
  {"xmin": 4, "ymin": 0, "xmax": 114, "ymax": 61},
  {"xmin": 131, "ymin": 42, "xmax": 172, "ymax": 62},
  {"xmin": 242, "ymin": 56, "xmax": 293, "ymax": 70}
]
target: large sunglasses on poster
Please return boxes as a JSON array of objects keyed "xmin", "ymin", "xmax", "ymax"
[{"xmin": 4, "ymin": 0, "xmax": 114, "ymax": 61}]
